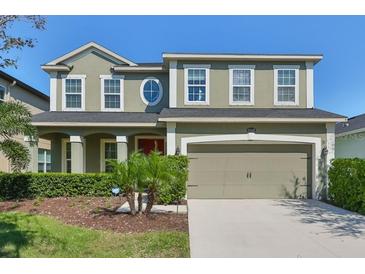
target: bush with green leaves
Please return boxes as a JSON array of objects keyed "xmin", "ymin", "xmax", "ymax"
[
  {"xmin": 158, "ymin": 155, "xmax": 188, "ymax": 205},
  {"xmin": 0, "ymin": 173, "xmax": 117, "ymax": 200},
  {"xmin": 328, "ymin": 158, "xmax": 365, "ymax": 215}
]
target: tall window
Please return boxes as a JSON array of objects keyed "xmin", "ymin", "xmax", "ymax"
[
  {"xmin": 103, "ymin": 78, "xmax": 121, "ymax": 110},
  {"xmin": 0, "ymin": 85, "xmax": 5, "ymax": 103},
  {"xmin": 184, "ymin": 66, "xmax": 210, "ymax": 104},
  {"xmin": 65, "ymin": 142, "xmax": 71, "ymax": 173},
  {"xmin": 229, "ymin": 66, "xmax": 254, "ymax": 105},
  {"xmin": 64, "ymin": 78, "xmax": 83, "ymax": 110},
  {"xmin": 101, "ymin": 140, "xmax": 117, "ymax": 172},
  {"xmin": 275, "ymin": 67, "xmax": 299, "ymax": 105},
  {"xmin": 140, "ymin": 78, "xmax": 163, "ymax": 106},
  {"xmin": 38, "ymin": 149, "xmax": 51, "ymax": 173}
]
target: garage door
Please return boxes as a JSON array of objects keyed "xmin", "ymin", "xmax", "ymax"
[{"xmin": 187, "ymin": 144, "xmax": 311, "ymax": 199}]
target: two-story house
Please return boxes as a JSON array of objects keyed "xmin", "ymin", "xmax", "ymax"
[
  {"xmin": 31, "ymin": 42, "xmax": 346, "ymax": 200},
  {"xmin": 0, "ymin": 70, "xmax": 50, "ymax": 173}
]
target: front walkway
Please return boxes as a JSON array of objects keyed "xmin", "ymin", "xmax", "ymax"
[{"xmin": 188, "ymin": 199, "xmax": 365, "ymax": 257}]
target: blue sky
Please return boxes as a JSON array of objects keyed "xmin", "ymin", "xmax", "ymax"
[{"xmin": 3, "ymin": 16, "xmax": 365, "ymax": 117}]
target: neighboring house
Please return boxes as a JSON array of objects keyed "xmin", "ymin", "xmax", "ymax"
[
  {"xmin": 0, "ymin": 70, "xmax": 51, "ymax": 172},
  {"xmin": 31, "ymin": 42, "xmax": 346, "ymax": 199},
  {"xmin": 336, "ymin": 114, "xmax": 365, "ymax": 158}
]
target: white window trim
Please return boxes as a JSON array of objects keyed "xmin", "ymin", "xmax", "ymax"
[
  {"xmin": 134, "ymin": 135, "xmax": 166, "ymax": 154},
  {"xmin": 139, "ymin": 77, "xmax": 163, "ymax": 106},
  {"xmin": 62, "ymin": 74, "xmax": 86, "ymax": 111},
  {"xmin": 38, "ymin": 149, "xmax": 51, "ymax": 173},
  {"xmin": 100, "ymin": 75, "xmax": 124, "ymax": 112},
  {"xmin": 0, "ymin": 84, "xmax": 6, "ymax": 103},
  {"xmin": 100, "ymin": 138, "xmax": 117, "ymax": 172},
  {"xmin": 273, "ymin": 65, "xmax": 300, "ymax": 106},
  {"xmin": 61, "ymin": 138, "xmax": 71, "ymax": 173},
  {"xmin": 184, "ymin": 64, "xmax": 210, "ymax": 105},
  {"xmin": 228, "ymin": 65, "xmax": 255, "ymax": 105}
]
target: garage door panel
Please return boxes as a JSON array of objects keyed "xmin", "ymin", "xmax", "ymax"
[{"xmin": 187, "ymin": 145, "xmax": 311, "ymax": 199}]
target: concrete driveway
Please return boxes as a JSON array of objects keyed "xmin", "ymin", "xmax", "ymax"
[{"xmin": 188, "ymin": 199, "xmax": 365, "ymax": 257}]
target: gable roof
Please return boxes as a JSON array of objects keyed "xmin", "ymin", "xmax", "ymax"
[
  {"xmin": 44, "ymin": 42, "xmax": 137, "ymax": 66},
  {"xmin": 0, "ymin": 70, "xmax": 49, "ymax": 102},
  {"xmin": 336, "ymin": 113, "xmax": 365, "ymax": 135}
]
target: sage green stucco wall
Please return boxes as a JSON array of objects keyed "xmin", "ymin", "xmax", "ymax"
[
  {"xmin": 176, "ymin": 61, "xmax": 307, "ymax": 108},
  {"xmin": 336, "ymin": 134, "xmax": 365, "ymax": 159},
  {"xmin": 174, "ymin": 123, "xmax": 327, "ymax": 149},
  {"xmin": 55, "ymin": 52, "xmax": 169, "ymax": 112}
]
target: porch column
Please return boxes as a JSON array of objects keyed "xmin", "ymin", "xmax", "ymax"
[
  {"xmin": 116, "ymin": 136, "xmax": 128, "ymax": 162},
  {"xmin": 166, "ymin": 122, "xmax": 176, "ymax": 155},
  {"xmin": 70, "ymin": 136, "xmax": 85, "ymax": 173},
  {"xmin": 24, "ymin": 136, "xmax": 38, "ymax": 172}
]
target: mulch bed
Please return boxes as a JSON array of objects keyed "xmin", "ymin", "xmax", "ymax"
[{"xmin": 0, "ymin": 197, "xmax": 188, "ymax": 233}]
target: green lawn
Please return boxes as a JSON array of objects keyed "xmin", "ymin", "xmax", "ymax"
[{"xmin": 0, "ymin": 212, "xmax": 189, "ymax": 258}]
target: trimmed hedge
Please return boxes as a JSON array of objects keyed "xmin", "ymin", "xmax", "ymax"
[
  {"xmin": 158, "ymin": 155, "xmax": 188, "ymax": 205},
  {"xmin": 0, "ymin": 173, "xmax": 118, "ymax": 200},
  {"xmin": 328, "ymin": 158, "xmax": 365, "ymax": 215}
]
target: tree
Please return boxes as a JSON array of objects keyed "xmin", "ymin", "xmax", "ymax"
[
  {"xmin": 108, "ymin": 159, "xmax": 137, "ymax": 215},
  {"xmin": 0, "ymin": 101, "xmax": 38, "ymax": 171},
  {"xmin": 144, "ymin": 150, "xmax": 172, "ymax": 214},
  {"xmin": 128, "ymin": 152, "xmax": 148, "ymax": 213},
  {"xmin": 0, "ymin": 15, "xmax": 46, "ymax": 68}
]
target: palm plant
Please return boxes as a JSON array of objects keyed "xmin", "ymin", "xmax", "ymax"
[
  {"xmin": 144, "ymin": 150, "xmax": 172, "ymax": 214},
  {"xmin": 128, "ymin": 152, "xmax": 148, "ymax": 213},
  {"xmin": 108, "ymin": 159, "xmax": 137, "ymax": 215},
  {"xmin": 0, "ymin": 101, "xmax": 38, "ymax": 171}
]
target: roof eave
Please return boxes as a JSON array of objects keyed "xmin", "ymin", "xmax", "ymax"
[
  {"xmin": 162, "ymin": 54, "xmax": 323, "ymax": 64},
  {"xmin": 158, "ymin": 117, "xmax": 346, "ymax": 123},
  {"xmin": 41, "ymin": 65, "xmax": 71, "ymax": 73}
]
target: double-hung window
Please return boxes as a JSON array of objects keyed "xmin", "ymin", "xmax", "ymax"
[
  {"xmin": 229, "ymin": 65, "xmax": 255, "ymax": 105},
  {"xmin": 184, "ymin": 65, "xmax": 210, "ymax": 105},
  {"xmin": 38, "ymin": 149, "xmax": 51, "ymax": 173},
  {"xmin": 101, "ymin": 139, "xmax": 117, "ymax": 172},
  {"xmin": 101, "ymin": 75, "xmax": 124, "ymax": 111},
  {"xmin": 274, "ymin": 65, "xmax": 299, "ymax": 105},
  {"xmin": 0, "ymin": 85, "xmax": 5, "ymax": 103},
  {"xmin": 63, "ymin": 75, "xmax": 85, "ymax": 111}
]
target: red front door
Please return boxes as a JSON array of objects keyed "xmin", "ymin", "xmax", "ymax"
[{"xmin": 137, "ymin": 138, "xmax": 165, "ymax": 155}]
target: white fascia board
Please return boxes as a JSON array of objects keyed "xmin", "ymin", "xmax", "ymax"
[
  {"xmin": 163, "ymin": 54, "xmax": 323, "ymax": 63},
  {"xmin": 46, "ymin": 42, "xmax": 137, "ymax": 66},
  {"xmin": 32, "ymin": 122, "xmax": 157, "ymax": 127},
  {"xmin": 158, "ymin": 117, "xmax": 347, "ymax": 123}
]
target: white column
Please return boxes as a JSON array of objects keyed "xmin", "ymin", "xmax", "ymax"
[
  {"xmin": 49, "ymin": 72, "xmax": 57, "ymax": 111},
  {"xmin": 116, "ymin": 136, "xmax": 128, "ymax": 162},
  {"xmin": 166, "ymin": 122, "xmax": 176, "ymax": 155},
  {"xmin": 306, "ymin": 61, "xmax": 314, "ymax": 108},
  {"xmin": 70, "ymin": 136, "xmax": 85, "ymax": 173},
  {"xmin": 169, "ymin": 61, "xmax": 177, "ymax": 108},
  {"xmin": 24, "ymin": 136, "xmax": 38, "ymax": 172},
  {"xmin": 326, "ymin": 123, "xmax": 336, "ymax": 165}
]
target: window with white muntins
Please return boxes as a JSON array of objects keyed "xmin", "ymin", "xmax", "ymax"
[
  {"xmin": 101, "ymin": 75, "xmax": 124, "ymax": 111},
  {"xmin": 100, "ymin": 139, "xmax": 117, "ymax": 172},
  {"xmin": 184, "ymin": 65, "xmax": 210, "ymax": 105},
  {"xmin": 229, "ymin": 65, "xmax": 255, "ymax": 105},
  {"xmin": 62, "ymin": 75, "xmax": 86, "ymax": 111},
  {"xmin": 274, "ymin": 65, "xmax": 299, "ymax": 105},
  {"xmin": 38, "ymin": 149, "xmax": 51, "ymax": 173}
]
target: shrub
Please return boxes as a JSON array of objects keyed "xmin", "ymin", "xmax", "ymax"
[
  {"xmin": 157, "ymin": 155, "xmax": 188, "ymax": 205},
  {"xmin": 328, "ymin": 158, "xmax": 365, "ymax": 215},
  {"xmin": 0, "ymin": 173, "xmax": 118, "ymax": 200}
]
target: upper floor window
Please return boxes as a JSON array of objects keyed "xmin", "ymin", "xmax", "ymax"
[
  {"xmin": 184, "ymin": 64, "xmax": 210, "ymax": 105},
  {"xmin": 0, "ymin": 85, "xmax": 5, "ymax": 103},
  {"xmin": 62, "ymin": 75, "xmax": 86, "ymax": 111},
  {"xmin": 274, "ymin": 65, "xmax": 299, "ymax": 106},
  {"xmin": 100, "ymin": 75, "xmax": 124, "ymax": 111},
  {"xmin": 140, "ymin": 77, "xmax": 163, "ymax": 106},
  {"xmin": 229, "ymin": 65, "xmax": 255, "ymax": 105}
]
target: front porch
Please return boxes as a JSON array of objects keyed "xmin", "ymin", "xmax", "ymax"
[{"xmin": 27, "ymin": 126, "xmax": 167, "ymax": 173}]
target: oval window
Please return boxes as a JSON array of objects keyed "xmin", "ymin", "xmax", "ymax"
[{"xmin": 140, "ymin": 78, "xmax": 163, "ymax": 106}]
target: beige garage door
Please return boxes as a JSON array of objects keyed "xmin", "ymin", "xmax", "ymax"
[{"xmin": 187, "ymin": 144, "xmax": 311, "ymax": 199}]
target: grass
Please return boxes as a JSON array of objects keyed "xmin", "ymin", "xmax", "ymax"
[{"xmin": 0, "ymin": 212, "xmax": 189, "ymax": 258}]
